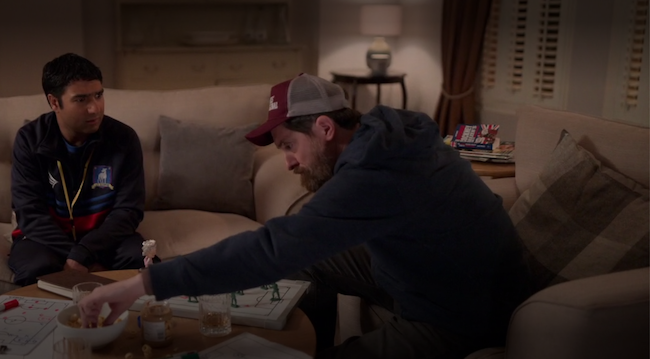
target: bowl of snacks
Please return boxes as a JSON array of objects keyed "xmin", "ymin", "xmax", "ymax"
[{"xmin": 56, "ymin": 304, "xmax": 129, "ymax": 348}]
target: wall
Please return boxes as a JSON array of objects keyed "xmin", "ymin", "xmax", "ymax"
[
  {"xmin": 0, "ymin": 0, "xmax": 318, "ymax": 97},
  {"xmin": 318, "ymin": 0, "xmax": 442, "ymax": 116},
  {"xmin": 0, "ymin": 0, "xmax": 84, "ymax": 98}
]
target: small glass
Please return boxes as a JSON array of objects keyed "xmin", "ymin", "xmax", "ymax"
[
  {"xmin": 52, "ymin": 337, "xmax": 90, "ymax": 359},
  {"xmin": 198, "ymin": 293, "xmax": 232, "ymax": 337},
  {"xmin": 71, "ymin": 282, "xmax": 103, "ymax": 304}
]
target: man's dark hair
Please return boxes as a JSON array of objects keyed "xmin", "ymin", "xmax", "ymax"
[
  {"xmin": 42, "ymin": 53, "xmax": 103, "ymax": 108},
  {"xmin": 284, "ymin": 108, "xmax": 362, "ymax": 135}
]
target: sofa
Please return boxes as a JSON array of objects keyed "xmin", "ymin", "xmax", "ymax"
[
  {"xmin": 0, "ymin": 84, "xmax": 313, "ymax": 294},
  {"xmin": 337, "ymin": 106, "xmax": 650, "ymax": 359},
  {"xmin": 2, "ymin": 87, "xmax": 648, "ymax": 357}
]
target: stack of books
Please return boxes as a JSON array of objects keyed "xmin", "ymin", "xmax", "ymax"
[
  {"xmin": 36, "ymin": 270, "xmax": 116, "ymax": 298},
  {"xmin": 445, "ymin": 124, "xmax": 515, "ymax": 163}
]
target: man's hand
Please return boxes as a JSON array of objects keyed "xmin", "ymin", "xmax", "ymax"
[
  {"xmin": 78, "ymin": 274, "xmax": 147, "ymax": 328},
  {"xmin": 64, "ymin": 259, "xmax": 88, "ymax": 273}
]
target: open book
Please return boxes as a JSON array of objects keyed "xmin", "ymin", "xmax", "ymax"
[{"xmin": 36, "ymin": 270, "xmax": 116, "ymax": 298}]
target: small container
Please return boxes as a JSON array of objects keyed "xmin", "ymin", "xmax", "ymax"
[
  {"xmin": 140, "ymin": 300, "xmax": 173, "ymax": 348},
  {"xmin": 198, "ymin": 293, "xmax": 232, "ymax": 337}
]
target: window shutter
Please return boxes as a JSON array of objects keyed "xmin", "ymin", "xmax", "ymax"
[
  {"xmin": 480, "ymin": 0, "xmax": 501, "ymax": 89},
  {"xmin": 509, "ymin": 0, "xmax": 528, "ymax": 92},
  {"xmin": 533, "ymin": 0, "xmax": 561, "ymax": 99},
  {"xmin": 624, "ymin": 0, "xmax": 648, "ymax": 107},
  {"xmin": 478, "ymin": 0, "xmax": 573, "ymax": 114}
]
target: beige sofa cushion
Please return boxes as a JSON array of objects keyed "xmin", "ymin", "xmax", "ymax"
[
  {"xmin": 510, "ymin": 130, "xmax": 649, "ymax": 291},
  {"xmin": 137, "ymin": 210, "xmax": 262, "ymax": 260},
  {"xmin": 515, "ymin": 106, "xmax": 649, "ymax": 195},
  {"xmin": 102, "ymin": 85, "xmax": 271, "ymax": 209},
  {"xmin": 154, "ymin": 116, "xmax": 258, "ymax": 218}
]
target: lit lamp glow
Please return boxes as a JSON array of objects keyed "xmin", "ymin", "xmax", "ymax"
[{"xmin": 360, "ymin": 4, "xmax": 402, "ymax": 75}]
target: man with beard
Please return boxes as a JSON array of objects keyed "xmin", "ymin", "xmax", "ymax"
[{"xmin": 78, "ymin": 73, "xmax": 532, "ymax": 359}]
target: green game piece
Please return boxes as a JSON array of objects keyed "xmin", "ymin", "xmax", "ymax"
[
  {"xmin": 270, "ymin": 283, "xmax": 281, "ymax": 301},
  {"xmin": 231, "ymin": 292, "xmax": 240, "ymax": 308}
]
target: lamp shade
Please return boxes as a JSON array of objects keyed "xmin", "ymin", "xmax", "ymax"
[{"xmin": 359, "ymin": 5, "xmax": 403, "ymax": 37}]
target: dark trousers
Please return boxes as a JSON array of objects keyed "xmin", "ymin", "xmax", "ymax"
[
  {"xmin": 9, "ymin": 233, "xmax": 146, "ymax": 286},
  {"xmin": 288, "ymin": 245, "xmax": 474, "ymax": 359}
]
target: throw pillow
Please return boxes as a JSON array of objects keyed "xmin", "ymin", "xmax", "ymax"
[
  {"xmin": 153, "ymin": 116, "xmax": 258, "ymax": 218},
  {"xmin": 509, "ymin": 130, "xmax": 649, "ymax": 292}
]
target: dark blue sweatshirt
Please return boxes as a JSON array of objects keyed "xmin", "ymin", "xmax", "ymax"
[
  {"xmin": 149, "ymin": 106, "xmax": 531, "ymax": 346},
  {"xmin": 11, "ymin": 112, "xmax": 145, "ymax": 266}
]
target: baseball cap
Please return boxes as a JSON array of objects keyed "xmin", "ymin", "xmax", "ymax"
[{"xmin": 245, "ymin": 73, "xmax": 349, "ymax": 146}]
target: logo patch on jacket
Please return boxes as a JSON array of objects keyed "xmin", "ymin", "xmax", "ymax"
[
  {"xmin": 91, "ymin": 166, "xmax": 114, "ymax": 190},
  {"xmin": 48, "ymin": 172, "xmax": 58, "ymax": 188}
]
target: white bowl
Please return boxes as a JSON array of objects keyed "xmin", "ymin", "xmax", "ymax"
[{"xmin": 56, "ymin": 304, "xmax": 128, "ymax": 348}]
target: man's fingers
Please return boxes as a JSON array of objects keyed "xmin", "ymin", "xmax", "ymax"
[
  {"xmin": 79, "ymin": 301, "xmax": 101, "ymax": 328},
  {"xmin": 103, "ymin": 305, "xmax": 128, "ymax": 326}
]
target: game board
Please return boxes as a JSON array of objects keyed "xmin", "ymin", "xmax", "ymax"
[
  {"xmin": 0, "ymin": 295, "xmax": 72, "ymax": 355},
  {"xmin": 129, "ymin": 279, "xmax": 310, "ymax": 330}
]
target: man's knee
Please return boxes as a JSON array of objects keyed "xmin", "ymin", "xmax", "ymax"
[
  {"xmin": 9, "ymin": 240, "xmax": 65, "ymax": 286},
  {"xmin": 10, "ymin": 257, "xmax": 63, "ymax": 286}
]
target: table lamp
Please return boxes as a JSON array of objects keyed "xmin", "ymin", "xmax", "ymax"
[{"xmin": 359, "ymin": 4, "xmax": 403, "ymax": 75}]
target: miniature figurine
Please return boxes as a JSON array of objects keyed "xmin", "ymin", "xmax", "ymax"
[{"xmin": 142, "ymin": 239, "xmax": 157, "ymax": 268}]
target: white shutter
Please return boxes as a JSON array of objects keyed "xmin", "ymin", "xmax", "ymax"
[
  {"xmin": 603, "ymin": 0, "xmax": 649, "ymax": 126},
  {"xmin": 509, "ymin": 0, "xmax": 528, "ymax": 92},
  {"xmin": 532, "ymin": 0, "xmax": 561, "ymax": 99},
  {"xmin": 480, "ymin": 0, "xmax": 501, "ymax": 89},
  {"xmin": 478, "ymin": 0, "xmax": 573, "ymax": 113},
  {"xmin": 624, "ymin": 0, "xmax": 648, "ymax": 107}
]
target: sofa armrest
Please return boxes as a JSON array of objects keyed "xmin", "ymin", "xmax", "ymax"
[
  {"xmin": 252, "ymin": 147, "xmax": 313, "ymax": 224},
  {"xmin": 506, "ymin": 268, "xmax": 649, "ymax": 359},
  {"xmin": 480, "ymin": 177, "xmax": 518, "ymax": 211}
]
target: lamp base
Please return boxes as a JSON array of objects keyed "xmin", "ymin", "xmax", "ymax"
[{"xmin": 366, "ymin": 37, "xmax": 392, "ymax": 75}]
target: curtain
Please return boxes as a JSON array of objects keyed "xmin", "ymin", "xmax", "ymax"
[{"xmin": 434, "ymin": 0, "xmax": 493, "ymax": 137}]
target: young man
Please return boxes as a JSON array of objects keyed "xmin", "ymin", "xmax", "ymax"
[
  {"xmin": 79, "ymin": 73, "xmax": 532, "ymax": 358},
  {"xmin": 9, "ymin": 53, "xmax": 148, "ymax": 285}
]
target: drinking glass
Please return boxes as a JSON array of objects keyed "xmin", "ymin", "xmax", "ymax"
[
  {"xmin": 198, "ymin": 293, "xmax": 232, "ymax": 337},
  {"xmin": 72, "ymin": 282, "xmax": 103, "ymax": 304},
  {"xmin": 52, "ymin": 337, "xmax": 90, "ymax": 359}
]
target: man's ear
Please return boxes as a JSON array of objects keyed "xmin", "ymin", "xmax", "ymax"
[
  {"xmin": 314, "ymin": 115, "xmax": 336, "ymax": 141},
  {"xmin": 47, "ymin": 94, "xmax": 60, "ymax": 111}
]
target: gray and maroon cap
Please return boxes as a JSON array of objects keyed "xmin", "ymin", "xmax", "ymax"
[{"xmin": 245, "ymin": 73, "xmax": 349, "ymax": 146}]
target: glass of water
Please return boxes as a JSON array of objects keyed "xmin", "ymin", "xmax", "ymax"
[
  {"xmin": 52, "ymin": 337, "xmax": 90, "ymax": 359},
  {"xmin": 72, "ymin": 282, "xmax": 103, "ymax": 304},
  {"xmin": 198, "ymin": 293, "xmax": 232, "ymax": 337}
]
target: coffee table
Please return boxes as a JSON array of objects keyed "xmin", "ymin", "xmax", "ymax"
[{"xmin": 6, "ymin": 270, "xmax": 316, "ymax": 358}]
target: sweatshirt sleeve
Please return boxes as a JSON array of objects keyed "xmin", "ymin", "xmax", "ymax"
[
  {"xmin": 11, "ymin": 129, "xmax": 74, "ymax": 257},
  {"xmin": 147, "ymin": 167, "xmax": 413, "ymax": 300},
  {"xmin": 69, "ymin": 128, "xmax": 145, "ymax": 266}
]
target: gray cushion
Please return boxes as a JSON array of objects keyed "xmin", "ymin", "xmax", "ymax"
[
  {"xmin": 153, "ymin": 116, "xmax": 258, "ymax": 218},
  {"xmin": 509, "ymin": 130, "xmax": 649, "ymax": 291}
]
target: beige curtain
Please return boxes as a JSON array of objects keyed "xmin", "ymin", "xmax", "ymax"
[{"xmin": 434, "ymin": 0, "xmax": 493, "ymax": 136}]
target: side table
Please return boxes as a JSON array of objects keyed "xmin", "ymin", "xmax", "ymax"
[
  {"xmin": 470, "ymin": 162, "xmax": 516, "ymax": 179},
  {"xmin": 331, "ymin": 69, "xmax": 407, "ymax": 110}
]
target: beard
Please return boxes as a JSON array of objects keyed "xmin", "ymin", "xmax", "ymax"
[{"xmin": 294, "ymin": 140, "xmax": 336, "ymax": 192}]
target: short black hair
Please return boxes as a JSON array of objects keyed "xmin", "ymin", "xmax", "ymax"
[
  {"xmin": 42, "ymin": 53, "xmax": 103, "ymax": 108},
  {"xmin": 284, "ymin": 108, "xmax": 362, "ymax": 135}
]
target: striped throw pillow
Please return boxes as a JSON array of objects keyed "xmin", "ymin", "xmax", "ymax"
[{"xmin": 509, "ymin": 130, "xmax": 649, "ymax": 292}]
